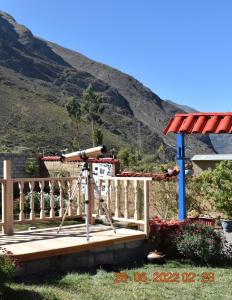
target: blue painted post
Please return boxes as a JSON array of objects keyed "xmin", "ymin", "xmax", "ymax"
[{"xmin": 177, "ymin": 133, "xmax": 186, "ymax": 220}]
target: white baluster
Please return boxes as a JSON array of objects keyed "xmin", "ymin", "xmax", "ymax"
[
  {"xmin": 77, "ymin": 181, "xmax": 82, "ymax": 215},
  {"xmin": 67, "ymin": 180, "xmax": 72, "ymax": 216},
  {"xmin": 18, "ymin": 181, "xmax": 25, "ymax": 221},
  {"xmin": 49, "ymin": 180, "xmax": 55, "ymax": 218},
  {"xmin": 39, "ymin": 180, "xmax": 45, "ymax": 219},
  {"xmin": 58, "ymin": 180, "xmax": 64, "ymax": 217},
  {"xmin": 144, "ymin": 180, "xmax": 149, "ymax": 237},
  {"xmin": 29, "ymin": 181, "xmax": 35, "ymax": 220},
  {"xmin": 106, "ymin": 178, "xmax": 111, "ymax": 210},
  {"xmin": 95, "ymin": 178, "xmax": 101, "ymax": 217},
  {"xmin": 115, "ymin": 179, "xmax": 119, "ymax": 218},
  {"xmin": 124, "ymin": 180, "xmax": 129, "ymax": 219},
  {"xmin": 134, "ymin": 180, "xmax": 139, "ymax": 220}
]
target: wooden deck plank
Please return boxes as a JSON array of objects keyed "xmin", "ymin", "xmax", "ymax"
[{"xmin": 0, "ymin": 225, "xmax": 146, "ymax": 262}]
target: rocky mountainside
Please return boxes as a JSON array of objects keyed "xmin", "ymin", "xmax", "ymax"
[{"xmin": 0, "ymin": 11, "xmax": 215, "ymax": 157}]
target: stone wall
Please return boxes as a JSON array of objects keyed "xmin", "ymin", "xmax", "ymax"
[
  {"xmin": 0, "ymin": 153, "xmax": 40, "ymax": 178},
  {"xmin": 16, "ymin": 239, "xmax": 148, "ymax": 276},
  {"xmin": 42, "ymin": 161, "xmax": 83, "ymax": 177}
]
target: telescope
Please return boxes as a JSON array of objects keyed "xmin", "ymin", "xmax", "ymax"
[{"xmin": 60, "ymin": 145, "xmax": 107, "ymax": 162}]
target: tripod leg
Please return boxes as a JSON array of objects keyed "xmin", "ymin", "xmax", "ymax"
[
  {"xmin": 57, "ymin": 177, "xmax": 82, "ymax": 234},
  {"xmin": 100, "ymin": 200, "xmax": 116, "ymax": 234},
  {"xmin": 57, "ymin": 199, "xmax": 72, "ymax": 234}
]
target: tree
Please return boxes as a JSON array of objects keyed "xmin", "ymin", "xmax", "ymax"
[
  {"xmin": 80, "ymin": 85, "xmax": 104, "ymax": 147},
  {"xmin": 93, "ymin": 128, "xmax": 104, "ymax": 146},
  {"xmin": 117, "ymin": 148, "xmax": 138, "ymax": 170},
  {"xmin": 65, "ymin": 96, "xmax": 81, "ymax": 150}
]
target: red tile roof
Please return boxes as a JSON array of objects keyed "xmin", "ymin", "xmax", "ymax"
[
  {"xmin": 118, "ymin": 171, "xmax": 178, "ymax": 181},
  {"xmin": 41, "ymin": 156, "xmax": 61, "ymax": 161},
  {"xmin": 41, "ymin": 156, "xmax": 119, "ymax": 164},
  {"xmin": 163, "ymin": 113, "xmax": 232, "ymax": 134}
]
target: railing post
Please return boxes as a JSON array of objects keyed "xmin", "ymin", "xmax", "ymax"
[
  {"xmin": 134, "ymin": 180, "xmax": 139, "ymax": 220},
  {"xmin": 144, "ymin": 180, "xmax": 149, "ymax": 237},
  {"xmin": 124, "ymin": 180, "xmax": 129, "ymax": 219},
  {"xmin": 2, "ymin": 160, "xmax": 14, "ymax": 235},
  {"xmin": 88, "ymin": 163, "xmax": 95, "ymax": 224},
  {"xmin": 115, "ymin": 179, "xmax": 119, "ymax": 218}
]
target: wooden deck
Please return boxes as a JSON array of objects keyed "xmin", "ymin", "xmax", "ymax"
[{"xmin": 0, "ymin": 225, "xmax": 146, "ymax": 262}]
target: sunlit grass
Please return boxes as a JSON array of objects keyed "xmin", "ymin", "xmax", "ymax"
[{"xmin": 1, "ymin": 260, "xmax": 231, "ymax": 300}]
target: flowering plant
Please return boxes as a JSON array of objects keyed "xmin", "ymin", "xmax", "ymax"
[
  {"xmin": 149, "ymin": 217, "xmax": 187, "ymax": 257},
  {"xmin": 175, "ymin": 223, "xmax": 223, "ymax": 264}
]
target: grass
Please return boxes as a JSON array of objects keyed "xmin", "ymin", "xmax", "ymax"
[{"xmin": 1, "ymin": 260, "xmax": 232, "ymax": 300}]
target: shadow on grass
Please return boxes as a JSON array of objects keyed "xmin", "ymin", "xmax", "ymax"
[
  {"xmin": 13, "ymin": 257, "xmax": 232, "ymax": 287},
  {"xmin": 0, "ymin": 285, "xmax": 44, "ymax": 300}
]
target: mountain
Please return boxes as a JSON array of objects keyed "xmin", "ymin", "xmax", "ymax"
[
  {"xmin": 0, "ymin": 11, "xmax": 215, "ymax": 157},
  {"xmin": 167, "ymin": 100, "xmax": 232, "ymax": 154}
]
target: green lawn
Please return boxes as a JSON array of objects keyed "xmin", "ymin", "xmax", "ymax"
[{"xmin": 1, "ymin": 260, "xmax": 232, "ymax": 300}]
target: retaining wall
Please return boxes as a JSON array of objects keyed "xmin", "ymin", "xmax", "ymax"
[{"xmin": 16, "ymin": 239, "xmax": 148, "ymax": 276}]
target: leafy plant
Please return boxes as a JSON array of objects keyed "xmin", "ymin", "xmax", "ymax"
[
  {"xmin": 175, "ymin": 223, "xmax": 223, "ymax": 264},
  {"xmin": 149, "ymin": 217, "xmax": 186, "ymax": 257},
  {"xmin": 93, "ymin": 127, "xmax": 104, "ymax": 146},
  {"xmin": 117, "ymin": 147, "xmax": 138, "ymax": 170},
  {"xmin": 194, "ymin": 161, "xmax": 232, "ymax": 218},
  {"xmin": 0, "ymin": 248, "xmax": 17, "ymax": 289},
  {"xmin": 14, "ymin": 192, "xmax": 62, "ymax": 217},
  {"xmin": 65, "ymin": 96, "xmax": 81, "ymax": 150},
  {"xmin": 24, "ymin": 158, "xmax": 38, "ymax": 175},
  {"xmin": 80, "ymin": 85, "xmax": 104, "ymax": 147}
]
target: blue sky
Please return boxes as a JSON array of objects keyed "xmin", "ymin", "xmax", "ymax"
[{"xmin": 1, "ymin": 0, "xmax": 231, "ymax": 112}]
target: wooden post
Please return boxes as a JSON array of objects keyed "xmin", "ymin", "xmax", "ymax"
[
  {"xmin": 124, "ymin": 180, "xmax": 129, "ymax": 219},
  {"xmin": 106, "ymin": 178, "xmax": 111, "ymax": 210},
  {"xmin": 78, "ymin": 181, "xmax": 82, "ymax": 216},
  {"xmin": 88, "ymin": 163, "xmax": 95, "ymax": 224},
  {"xmin": 18, "ymin": 181, "xmax": 25, "ymax": 222},
  {"xmin": 115, "ymin": 179, "xmax": 119, "ymax": 218},
  {"xmin": 134, "ymin": 180, "xmax": 139, "ymax": 220},
  {"xmin": 67, "ymin": 180, "xmax": 72, "ymax": 217},
  {"xmin": 29, "ymin": 181, "xmax": 35, "ymax": 221},
  {"xmin": 2, "ymin": 160, "xmax": 14, "ymax": 235},
  {"xmin": 96, "ymin": 178, "xmax": 102, "ymax": 217},
  {"xmin": 144, "ymin": 180, "xmax": 149, "ymax": 237},
  {"xmin": 39, "ymin": 180, "xmax": 45, "ymax": 219},
  {"xmin": 58, "ymin": 180, "xmax": 64, "ymax": 217}
]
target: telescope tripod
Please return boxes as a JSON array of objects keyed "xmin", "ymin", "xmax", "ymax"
[{"xmin": 57, "ymin": 158, "xmax": 116, "ymax": 241}]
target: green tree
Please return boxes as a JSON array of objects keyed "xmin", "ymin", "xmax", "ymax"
[
  {"xmin": 65, "ymin": 96, "xmax": 81, "ymax": 150},
  {"xmin": 190, "ymin": 161, "xmax": 232, "ymax": 218},
  {"xmin": 118, "ymin": 148, "xmax": 130, "ymax": 168},
  {"xmin": 80, "ymin": 85, "xmax": 104, "ymax": 147},
  {"xmin": 117, "ymin": 148, "xmax": 138, "ymax": 170},
  {"xmin": 206, "ymin": 161, "xmax": 232, "ymax": 218},
  {"xmin": 93, "ymin": 128, "xmax": 103, "ymax": 146}
]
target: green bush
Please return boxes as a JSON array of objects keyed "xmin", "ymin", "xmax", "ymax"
[
  {"xmin": 14, "ymin": 192, "xmax": 61, "ymax": 216},
  {"xmin": 0, "ymin": 248, "xmax": 16, "ymax": 289},
  {"xmin": 175, "ymin": 224, "xmax": 223, "ymax": 264},
  {"xmin": 24, "ymin": 158, "xmax": 38, "ymax": 175}
]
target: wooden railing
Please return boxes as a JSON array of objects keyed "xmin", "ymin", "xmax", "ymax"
[
  {"xmin": 95, "ymin": 176, "xmax": 152, "ymax": 236},
  {"xmin": 1, "ymin": 160, "xmax": 151, "ymax": 237}
]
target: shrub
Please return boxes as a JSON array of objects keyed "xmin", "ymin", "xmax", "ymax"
[
  {"xmin": 14, "ymin": 192, "xmax": 61, "ymax": 217},
  {"xmin": 24, "ymin": 158, "xmax": 38, "ymax": 175},
  {"xmin": 0, "ymin": 248, "xmax": 17, "ymax": 289},
  {"xmin": 149, "ymin": 217, "xmax": 186, "ymax": 257},
  {"xmin": 175, "ymin": 224, "xmax": 223, "ymax": 264}
]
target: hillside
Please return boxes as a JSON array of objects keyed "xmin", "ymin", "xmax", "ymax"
[{"xmin": 0, "ymin": 11, "xmax": 215, "ymax": 157}]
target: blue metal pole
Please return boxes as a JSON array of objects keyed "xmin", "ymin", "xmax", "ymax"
[{"xmin": 177, "ymin": 133, "xmax": 186, "ymax": 220}]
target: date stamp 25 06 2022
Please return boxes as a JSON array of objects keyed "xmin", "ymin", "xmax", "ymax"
[{"xmin": 114, "ymin": 271, "xmax": 215, "ymax": 284}]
